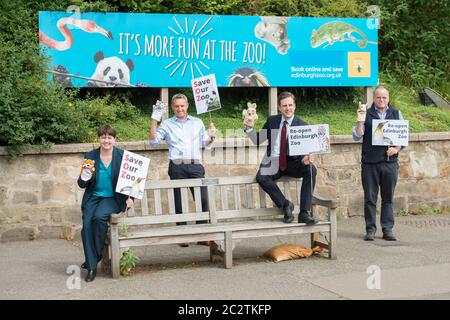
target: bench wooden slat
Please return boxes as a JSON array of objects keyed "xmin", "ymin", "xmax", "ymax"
[
  {"xmin": 136, "ymin": 191, "xmax": 147, "ymax": 216},
  {"xmin": 215, "ymin": 208, "xmax": 283, "ymax": 220},
  {"xmin": 168, "ymin": 188, "xmax": 175, "ymax": 214},
  {"xmin": 119, "ymin": 232, "xmax": 225, "ymax": 248},
  {"xmin": 232, "ymin": 224, "xmax": 331, "ymax": 239},
  {"xmin": 218, "ymin": 176, "xmax": 256, "ymax": 185},
  {"xmin": 194, "ymin": 186, "xmax": 202, "ymax": 212},
  {"xmin": 233, "ymin": 185, "xmax": 241, "ymax": 210},
  {"xmin": 258, "ymin": 186, "xmax": 266, "ymax": 208},
  {"xmin": 181, "ymin": 187, "xmax": 189, "ymax": 213},
  {"xmin": 296, "ymin": 180, "xmax": 302, "ymax": 204},
  {"xmin": 119, "ymin": 212, "xmax": 210, "ymax": 225},
  {"xmin": 153, "ymin": 189, "xmax": 161, "ymax": 215},
  {"xmin": 221, "ymin": 185, "xmax": 229, "ymax": 210},
  {"xmin": 145, "ymin": 178, "xmax": 205, "ymax": 189},
  {"xmin": 207, "ymin": 185, "xmax": 217, "ymax": 224},
  {"xmin": 283, "ymin": 181, "xmax": 291, "ymax": 201},
  {"xmin": 246, "ymin": 184, "xmax": 254, "ymax": 209}
]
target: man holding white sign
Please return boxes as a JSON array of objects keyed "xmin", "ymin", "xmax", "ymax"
[
  {"xmin": 353, "ymin": 86, "xmax": 406, "ymax": 241},
  {"xmin": 245, "ymin": 91, "xmax": 317, "ymax": 225},
  {"xmin": 149, "ymin": 94, "xmax": 216, "ymax": 247}
]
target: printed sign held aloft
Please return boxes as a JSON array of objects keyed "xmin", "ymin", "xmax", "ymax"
[
  {"xmin": 191, "ymin": 74, "xmax": 221, "ymax": 114},
  {"xmin": 116, "ymin": 150, "xmax": 150, "ymax": 199},
  {"xmin": 372, "ymin": 120, "xmax": 409, "ymax": 146},
  {"xmin": 289, "ymin": 124, "xmax": 330, "ymax": 156}
]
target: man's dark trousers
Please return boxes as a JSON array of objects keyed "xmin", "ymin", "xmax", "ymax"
[
  {"xmin": 168, "ymin": 161, "xmax": 209, "ymax": 225},
  {"xmin": 361, "ymin": 161, "xmax": 398, "ymax": 234},
  {"xmin": 256, "ymin": 157, "xmax": 317, "ymax": 211}
]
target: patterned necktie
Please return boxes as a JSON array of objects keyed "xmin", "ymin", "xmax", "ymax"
[{"xmin": 279, "ymin": 120, "xmax": 288, "ymax": 171}]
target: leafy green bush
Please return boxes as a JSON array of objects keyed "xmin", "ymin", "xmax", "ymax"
[
  {"xmin": 0, "ymin": 1, "xmax": 92, "ymax": 154},
  {"xmin": 371, "ymin": 0, "xmax": 450, "ymax": 89}
]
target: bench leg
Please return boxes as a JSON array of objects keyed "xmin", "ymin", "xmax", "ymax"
[
  {"xmin": 224, "ymin": 231, "xmax": 233, "ymax": 269},
  {"xmin": 328, "ymin": 207, "xmax": 337, "ymax": 260},
  {"xmin": 310, "ymin": 232, "xmax": 319, "ymax": 248},
  {"xmin": 110, "ymin": 223, "xmax": 120, "ymax": 278}
]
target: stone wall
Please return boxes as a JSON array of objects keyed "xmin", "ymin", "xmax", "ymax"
[{"xmin": 1, "ymin": 132, "xmax": 449, "ymax": 242}]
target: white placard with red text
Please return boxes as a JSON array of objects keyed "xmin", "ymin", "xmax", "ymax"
[
  {"xmin": 115, "ymin": 150, "xmax": 150, "ymax": 199},
  {"xmin": 191, "ymin": 74, "xmax": 221, "ymax": 114}
]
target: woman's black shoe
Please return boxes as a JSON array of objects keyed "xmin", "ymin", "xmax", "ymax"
[{"xmin": 85, "ymin": 269, "xmax": 96, "ymax": 282}]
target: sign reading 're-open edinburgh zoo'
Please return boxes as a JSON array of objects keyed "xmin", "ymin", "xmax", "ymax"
[{"xmin": 39, "ymin": 12, "xmax": 379, "ymax": 88}]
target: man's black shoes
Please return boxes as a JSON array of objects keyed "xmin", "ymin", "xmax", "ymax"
[
  {"xmin": 383, "ymin": 231, "xmax": 397, "ymax": 241},
  {"xmin": 85, "ymin": 269, "xmax": 97, "ymax": 282},
  {"xmin": 298, "ymin": 210, "xmax": 317, "ymax": 225},
  {"xmin": 364, "ymin": 233, "xmax": 375, "ymax": 241},
  {"xmin": 282, "ymin": 201, "xmax": 294, "ymax": 223}
]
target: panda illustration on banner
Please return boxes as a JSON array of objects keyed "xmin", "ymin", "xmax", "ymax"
[
  {"xmin": 52, "ymin": 51, "xmax": 140, "ymax": 87},
  {"xmin": 87, "ymin": 51, "xmax": 134, "ymax": 87}
]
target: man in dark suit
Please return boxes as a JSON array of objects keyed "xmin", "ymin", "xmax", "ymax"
[{"xmin": 244, "ymin": 91, "xmax": 317, "ymax": 224}]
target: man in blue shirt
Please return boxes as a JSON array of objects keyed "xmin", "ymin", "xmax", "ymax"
[
  {"xmin": 353, "ymin": 86, "xmax": 404, "ymax": 241},
  {"xmin": 149, "ymin": 94, "xmax": 216, "ymax": 246}
]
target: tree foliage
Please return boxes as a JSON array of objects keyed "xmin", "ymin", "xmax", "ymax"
[
  {"xmin": 368, "ymin": 0, "xmax": 450, "ymax": 88},
  {"xmin": 0, "ymin": 0, "xmax": 91, "ymax": 153}
]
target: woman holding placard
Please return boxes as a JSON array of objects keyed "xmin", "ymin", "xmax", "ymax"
[{"xmin": 77, "ymin": 124, "xmax": 133, "ymax": 282}]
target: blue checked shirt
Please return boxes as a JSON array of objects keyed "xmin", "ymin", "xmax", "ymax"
[{"xmin": 149, "ymin": 115, "xmax": 210, "ymax": 160}]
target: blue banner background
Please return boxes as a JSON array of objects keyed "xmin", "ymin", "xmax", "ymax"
[{"xmin": 39, "ymin": 12, "xmax": 378, "ymax": 88}]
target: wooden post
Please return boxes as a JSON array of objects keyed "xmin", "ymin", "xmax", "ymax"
[
  {"xmin": 224, "ymin": 231, "xmax": 233, "ymax": 269},
  {"xmin": 269, "ymin": 87, "xmax": 278, "ymax": 115},
  {"xmin": 160, "ymin": 87, "xmax": 169, "ymax": 120},
  {"xmin": 310, "ymin": 204, "xmax": 318, "ymax": 248},
  {"xmin": 365, "ymin": 86, "xmax": 374, "ymax": 107}
]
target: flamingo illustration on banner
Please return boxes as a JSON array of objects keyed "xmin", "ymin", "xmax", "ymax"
[{"xmin": 39, "ymin": 17, "xmax": 113, "ymax": 51}]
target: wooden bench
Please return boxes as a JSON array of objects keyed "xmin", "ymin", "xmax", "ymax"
[{"xmin": 104, "ymin": 175, "xmax": 337, "ymax": 278}]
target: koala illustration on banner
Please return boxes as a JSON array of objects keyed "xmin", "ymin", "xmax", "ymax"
[{"xmin": 254, "ymin": 16, "xmax": 290, "ymax": 55}]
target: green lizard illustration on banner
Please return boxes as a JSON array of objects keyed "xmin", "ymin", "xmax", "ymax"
[{"xmin": 310, "ymin": 21, "xmax": 377, "ymax": 49}]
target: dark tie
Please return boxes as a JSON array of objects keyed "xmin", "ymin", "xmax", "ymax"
[{"xmin": 279, "ymin": 120, "xmax": 288, "ymax": 171}]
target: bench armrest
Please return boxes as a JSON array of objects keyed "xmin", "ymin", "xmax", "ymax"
[
  {"xmin": 110, "ymin": 212, "xmax": 125, "ymax": 224},
  {"xmin": 312, "ymin": 195, "xmax": 337, "ymax": 209}
]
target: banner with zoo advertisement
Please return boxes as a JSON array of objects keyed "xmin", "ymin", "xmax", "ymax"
[{"xmin": 39, "ymin": 11, "xmax": 378, "ymax": 88}]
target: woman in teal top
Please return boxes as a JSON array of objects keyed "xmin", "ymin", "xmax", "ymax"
[{"xmin": 77, "ymin": 125, "xmax": 133, "ymax": 282}]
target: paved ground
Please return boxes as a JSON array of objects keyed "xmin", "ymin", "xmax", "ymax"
[{"xmin": 1, "ymin": 214, "xmax": 450, "ymax": 300}]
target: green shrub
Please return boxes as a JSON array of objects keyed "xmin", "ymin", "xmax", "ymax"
[
  {"xmin": 371, "ymin": 0, "xmax": 450, "ymax": 89},
  {"xmin": 120, "ymin": 249, "xmax": 140, "ymax": 276}
]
